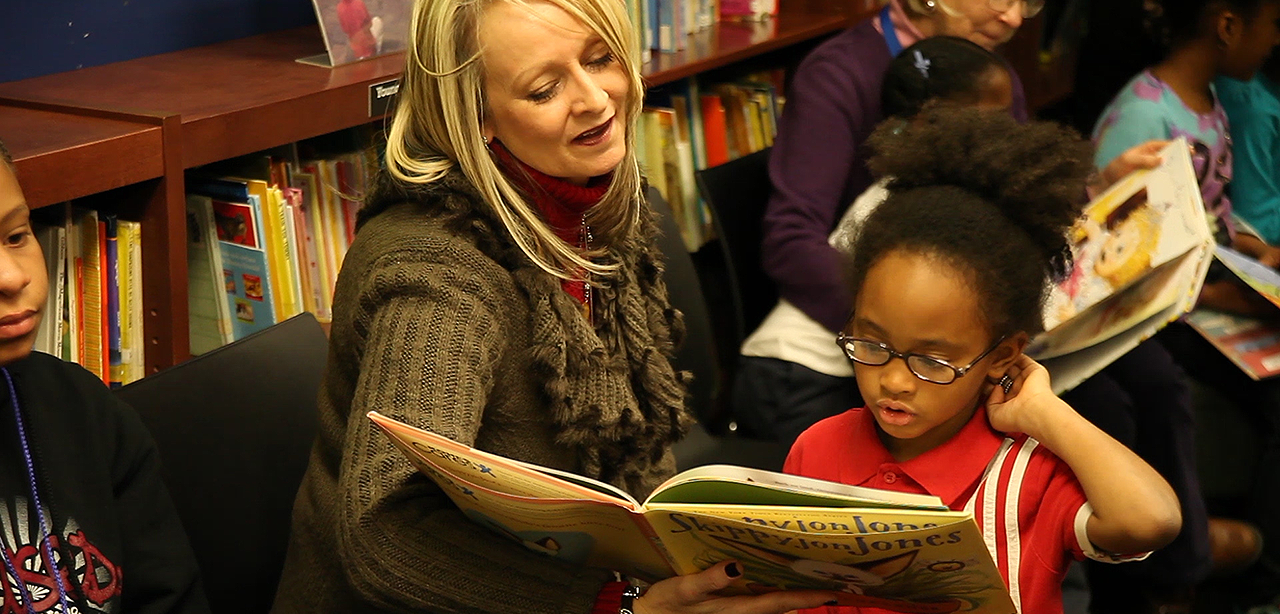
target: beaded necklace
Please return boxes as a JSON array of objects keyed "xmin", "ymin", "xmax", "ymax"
[{"xmin": 0, "ymin": 367, "xmax": 73, "ymax": 613}]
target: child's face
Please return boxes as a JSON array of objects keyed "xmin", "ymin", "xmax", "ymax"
[
  {"xmin": 1222, "ymin": 2, "xmax": 1280, "ymax": 81},
  {"xmin": 845, "ymin": 250, "xmax": 1014, "ymax": 458},
  {"xmin": 0, "ymin": 165, "xmax": 47, "ymax": 366}
]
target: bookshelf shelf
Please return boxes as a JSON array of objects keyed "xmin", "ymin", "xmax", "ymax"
[
  {"xmin": 644, "ymin": 11, "xmax": 849, "ymax": 86},
  {"xmin": 0, "ymin": 29, "xmax": 402, "ymax": 169},
  {"xmin": 0, "ymin": 104, "xmax": 163, "ymax": 209}
]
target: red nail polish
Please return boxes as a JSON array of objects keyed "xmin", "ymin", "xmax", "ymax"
[{"xmin": 725, "ymin": 562, "xmax": 742, "ymax": 578}]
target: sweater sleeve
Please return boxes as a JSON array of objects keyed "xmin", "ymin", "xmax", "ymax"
[
  {"xmin": 334, "ymin": 253, "xmax": 614, "ymax": 614},
  {"xmin": 107, "ymin": 393, "xmax": 211, "ymax": 614},
  {"xmin": 761, "ymin": 49, "xmax": 869, "ymax": 332}
]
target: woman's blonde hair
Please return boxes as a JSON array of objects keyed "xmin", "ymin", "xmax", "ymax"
[{"xmin": 385, "ymin": 0, "xmax": 645, "ymax": 280}]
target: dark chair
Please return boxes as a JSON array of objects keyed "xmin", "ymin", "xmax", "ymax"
[
  {"xmin": 116, "ymin": 313, "xmax": 327, "ymax": 614},
  {"xmin": 694, "ymin": 147, "xmax": 778, "ymax": 344},
  {"xmin": 649, "ymin": 185, "xmax": 722, "ymax": 428},
  {"xmin": 649, "ymin": 186, "xmax": 787, "ymax": 470},
  {"xmin": 693, "ymin": 148, "xmax": 780, "ymax": 439}
]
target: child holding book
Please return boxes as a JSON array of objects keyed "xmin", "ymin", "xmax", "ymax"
[
  {"xmin": 1093, "ymin": 0, "xmax": 1280, "ymax": 604},
  {"xmin": 785, "ymin": 108, "xmax": 1183, "ymax": 614},
  {"xmin": 0, "ymin": 140, "xmax": 210, "ymax": 613}
]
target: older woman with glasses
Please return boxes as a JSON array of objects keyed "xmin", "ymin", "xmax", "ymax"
[{"xmin": 736, "ymin": 0, "xmax": 1223, "ymax": 611}]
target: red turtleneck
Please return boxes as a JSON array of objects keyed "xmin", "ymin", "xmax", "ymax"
[{"xmin": 490, "ymin": 140, "xmax": 611, "ymax": 305}]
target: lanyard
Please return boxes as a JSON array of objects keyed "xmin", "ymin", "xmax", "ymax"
[
  {"xmin": 879, "ymin": 4, "xmax": 903, "ymax": 57},
  {"xmin": 0, "ymin": 368, "xmax": 73, "ymax": 614}
]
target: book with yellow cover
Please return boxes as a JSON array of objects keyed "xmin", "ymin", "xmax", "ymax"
[
  {"xmin": 1028, "ymin": 138, "xmax": 1215, "ymax": 393},
  {"xmin": 118, "ymin": 220, "xmax": 145, "ymax": 384},
  {"xmin": 369, "ymin": 411, "xmax": 1017, "ymax": 614},
  {"xmin": 76, "ymin": 208, "xmax": 106, "ymax": 383}
]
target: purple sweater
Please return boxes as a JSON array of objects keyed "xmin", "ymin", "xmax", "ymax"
[{"xmin": 762, "ymin": 18, "xmax": 1028, "ymax": 332}]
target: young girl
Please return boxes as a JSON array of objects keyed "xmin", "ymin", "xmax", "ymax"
[
  {"xmin": 1094, "ymin": 0, "xmax": 1280, "ymax": 275},
  {"xmin": 0, "ymin": 140, "xmax": 209, "ymax": 612},
  {"xmin": 1093, "ymin": 0, "xmax": 1280, "ymax": 604},
  {"xmin": 786, "ymin": 108, "xmax": 1182, "ymax": 614}
]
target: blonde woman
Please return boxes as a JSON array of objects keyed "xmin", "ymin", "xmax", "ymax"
[{"xmin": 269, "ymin": 0, "xmax": 841, "ymax": 612}]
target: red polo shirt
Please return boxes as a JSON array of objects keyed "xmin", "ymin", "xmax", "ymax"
[{"xmin": 786, "ymin": 407, "xmax": 1136, "ymax": 614}]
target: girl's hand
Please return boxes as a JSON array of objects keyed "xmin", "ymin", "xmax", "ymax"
[
  {"xmin": 1095, "ymin": 140, "xmax": 1169, "ymax": 190},
  {"xmin": 636, "ymin": 561, "xmax": 838, "ymax": 614},
  {"xmin": 1258, "ymin": 245, "xmax": 1280, "ymax": 270},
  {"xmin": 984, "ymin": 355, "xmax": 1062, "ymax": 439},
  {"xmin": 1198, "ymin": 280, "xmax": 1277, "ymax": 317}
]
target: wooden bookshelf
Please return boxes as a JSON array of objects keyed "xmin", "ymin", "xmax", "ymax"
[
  {"xmin": 0, "ymin": 104, "xmax": 163, "ymax": 209},
  {"xmin": 0, "ymin": 6, "xmax": 854, "ymax": 374},
  {"xmin": 644, "ymin": 11, "xmax": 849, "ymax": 86},
  {"xmin": 0, "ymin": 28, "xmax": 402, "ymax": 170}
]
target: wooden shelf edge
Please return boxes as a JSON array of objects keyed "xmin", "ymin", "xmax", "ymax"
[
  {"xmin": 644, "ymin": 12, "xmax": 850, "ymax": 86},
  {"xmin": 0, "ymin": 103, "xmax": 167, "ymax": 208}
]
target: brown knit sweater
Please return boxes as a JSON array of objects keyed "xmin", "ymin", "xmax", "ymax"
[{"xmin": 270, "ymin": 167, "xmax": 692, "ymax": 614}]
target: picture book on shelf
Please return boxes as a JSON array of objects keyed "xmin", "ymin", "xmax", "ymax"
[
  {"xmin": 186, "ymin": 194, "xmax": 235, "ymax": 355},
  {"xmin": 368, "ymin": 411, "xmax": 1018, "ymax": 614},
  {"xmin": 189, "ymin": 179, "xmax": 280, "ymax": 340},
  {"xmin": 1029, "ymin": 138, "xmax": 1215, "ymax": 393}
]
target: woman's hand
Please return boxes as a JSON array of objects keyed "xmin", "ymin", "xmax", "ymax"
[
  {"xmin": 984, "ymin": 354, "xmax": 1066, "ymax": 440},
  {"xmin": 636, "ymin": 561, "xmax": 838, "ymax": 614}
]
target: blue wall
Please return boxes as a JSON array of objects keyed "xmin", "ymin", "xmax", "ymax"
[{"xmin": 1, "ymin": 0, "xmax": 318, "ymax": 83}]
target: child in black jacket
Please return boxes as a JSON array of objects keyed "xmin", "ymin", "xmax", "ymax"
[{"xmin": 0, "ymin": 138, "xmax": 210, "ymax": 614}]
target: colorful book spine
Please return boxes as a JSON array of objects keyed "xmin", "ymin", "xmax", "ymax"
[
  {"xmin": 105, "ymin": 216, "xmax": 123, "ymax": 388},
  {"xmin": 118, "ymin": 220, "xmax": 144, "ymax": 384},
  {"xmin": 33, "ymin": 225, "xmax": 66, "ymax": 359},
  {"xmin": 700, "ymin": 94, "xmax": 730, "ymax": 167},
  {"xmin": 62, "ymin": 204, "xmax": 79, "ymax": 365},
  {"xmin": 77, "ymin": 209, "xmax": 106, "ymax": 383}
]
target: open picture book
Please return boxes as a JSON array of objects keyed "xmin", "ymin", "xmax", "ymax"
[
  {"xmin": 1029, "ymin": 138, "xmax": 1215, "ymax": 393},
  {"xmin": 1184, "ymin": 244, "xmax": 1280, "ymax": 380},
  {"xmin": 368, "ymin": 411, "xmax": 1017, "ymax": 614}
]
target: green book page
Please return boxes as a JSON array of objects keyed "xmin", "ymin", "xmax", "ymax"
[{"xmin": 643, "ymin": 465, "xmax": 944, "ymax": 510}]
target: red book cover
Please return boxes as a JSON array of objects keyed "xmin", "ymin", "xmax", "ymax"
[{"xmin": 700, "ymin": 94, "xmax": 730, "ymax": 168}]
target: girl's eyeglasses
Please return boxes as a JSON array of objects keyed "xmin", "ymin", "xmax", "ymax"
[{"xmin": 836, "ymin": 334, "xmax": 1007, "ymax": 385}]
